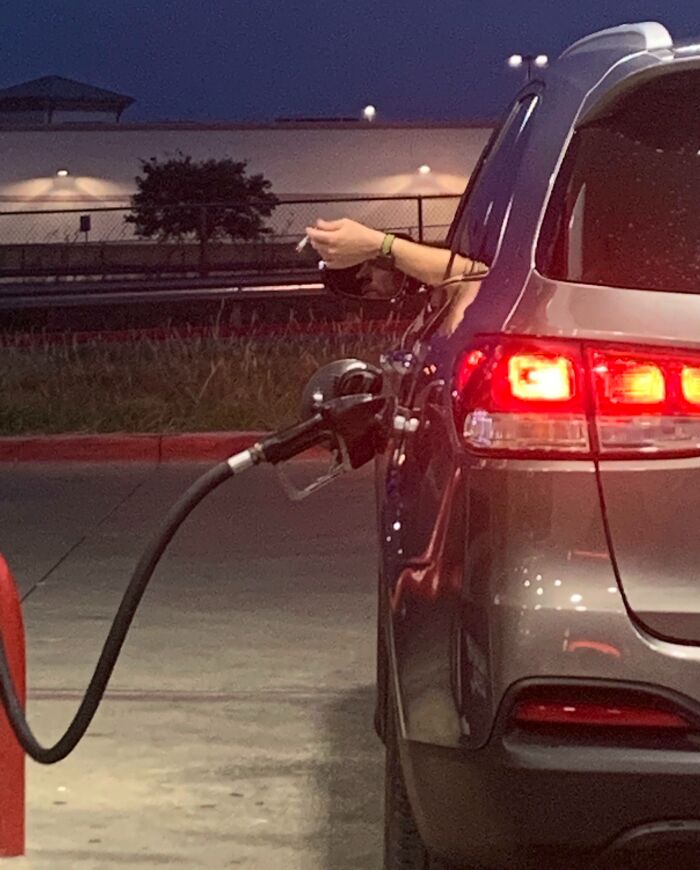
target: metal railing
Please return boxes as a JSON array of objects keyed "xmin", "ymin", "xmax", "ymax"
[{"xmin": 0, "ymin": 194, "xmax": 461, "ymax": 283}]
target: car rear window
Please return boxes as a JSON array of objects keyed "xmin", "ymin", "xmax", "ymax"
[{"xmin": 537, "ymin": 67, "xmax": 700, "ymax": 294}]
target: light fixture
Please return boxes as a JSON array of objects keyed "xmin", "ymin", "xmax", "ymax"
[
  {"xmin": 362, "ymin": 105, "xmax": 377, "ymax": 121},
  {"xmin": 56, "ymin": 168, "xmax": 69, "ymax": 177},
  {"xmin": 418, "ymin": 164, "xmax": 431, "ymax": 175},
  {"xmin": 507, "ymin": 53, "xmax": 548, "ymax": 81}
]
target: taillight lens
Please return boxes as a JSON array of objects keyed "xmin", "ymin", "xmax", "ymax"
[
  {"xmin": 453, "ymin": 337, "xmax": 700, "ymax": 458},
  {"xmin": 507, "ymin": 353, "xmax": 575, "ymax": 402},
  {"xmin": 589, "ymin": 347, "xmax": 700, "ymax": 454},
  {"xmin": 513, "ymin": 700, "xmax": 691, "ymax": 730},
  {"xmin": 682, "ymin": 366, "xmax": 700, "ymax": 404},
  {"xmin": 594, "ymin": 358, "xmax": 665, "ymax": 406},
  {"xmin": 454, "ymin": 338, "xmax": 589, "ymax": 454}
]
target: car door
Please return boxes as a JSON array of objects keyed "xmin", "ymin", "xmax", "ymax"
[{"xmin": 379, "ymin": 91, "xmax": 543, "ymax": 747}]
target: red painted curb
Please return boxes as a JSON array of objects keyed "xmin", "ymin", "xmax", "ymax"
[
  {"xmin": 0, "ymin": 434, "xmax": 160, "ymax": 462},
  {"xmin": 160, "ymin": 432, "xmax": 267, "ymax": 461},
  {"xmin": 0, "ymin": 432, "xmax": 329, "ymax": 462}
]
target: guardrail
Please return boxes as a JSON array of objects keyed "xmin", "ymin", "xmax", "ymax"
[{"xmin": 0, "ymin": 274, "xmax": 325, "ymax": 310}]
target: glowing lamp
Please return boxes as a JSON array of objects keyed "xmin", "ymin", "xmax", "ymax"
[
  {"xmin": 682, "ymin": 366, "xmax": 700, "ymax": 404},
  {"xmin": 508, "ymin": 353, "xmax": 575, "ymax": 402},
  {"xmin": 607, "ymin": 362, "xmax": 665, "ymax": 404}
]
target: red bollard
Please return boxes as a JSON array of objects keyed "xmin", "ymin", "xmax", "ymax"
[{"xmin": 0, "ymin": 555, "xmax": 25, "ymax": 857}]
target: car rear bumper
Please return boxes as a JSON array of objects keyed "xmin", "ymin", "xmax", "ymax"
[{"xmin": 403, "ymin": 732, "xmax": 700, "ymax": 869}]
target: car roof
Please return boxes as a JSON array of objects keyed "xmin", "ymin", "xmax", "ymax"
[{"xmin": 541, "ymin": 22, "xmax": 700, "ymax": 117}]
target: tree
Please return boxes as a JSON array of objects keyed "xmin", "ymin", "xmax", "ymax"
[{"xmin": 125, "ymin": 153, "xmax": 279, "ymax": 273}]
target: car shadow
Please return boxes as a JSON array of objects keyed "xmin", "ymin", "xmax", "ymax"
[{"xmin": 316, "ymin": 684, "xmax": 383, "ymax": 870}]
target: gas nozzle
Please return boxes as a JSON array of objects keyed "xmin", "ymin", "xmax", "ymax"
[
  {"xmin": 257, "ymin": 358, "xmax": 389, "ymax": 499},
  {"xmin": 225, "ymin": 358, "xmax": 388, "ymax": 487},
  {"xmin": 264, "ymin": 358, "xmax": 385, "ymax": 462},
  {"xmin": 258, "ymin": 392, "xmax": 388, "ymax": 467}
]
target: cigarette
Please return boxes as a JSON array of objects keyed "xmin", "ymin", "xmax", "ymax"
[{"xmin": 296, "ymin": 234, "xmax": 310, "ymax": 253}]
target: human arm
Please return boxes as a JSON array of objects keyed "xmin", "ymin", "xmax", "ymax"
[{"xmin": 305, "ymin": 218, "xmax": 481, "ymax": 287}]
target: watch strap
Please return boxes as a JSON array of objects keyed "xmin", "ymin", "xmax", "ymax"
[{"xmin": 380, "ymin": 233, "xmax": 396, "ymax": 258}]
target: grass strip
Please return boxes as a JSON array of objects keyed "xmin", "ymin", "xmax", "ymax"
[{"xmin": 0, "ymin": 316, "xmax": 404, "ymax": 435}]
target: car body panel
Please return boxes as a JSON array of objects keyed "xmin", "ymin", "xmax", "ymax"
[
  {"xmin": 507, "ymin": 274, "xmax": 700, "ymax": 349},
  {"xmin": 598, "ymin": 459, "xmax": 700, "ymax": 643}
]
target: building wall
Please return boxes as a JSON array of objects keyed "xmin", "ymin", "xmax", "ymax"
[
  {"xmin": 50, "ymin": 110, "xmax": 121, "ymax": 124},
  {"xmin": 0, "ymin": 123, "xmax": 493, "ymax": 244},
  {"xmin": 0, "ymin": 110, "xmax": 47, "ymax": 126},
  {"xmin": 0, "ymin": 123, "xmax": 493, "ymax": 207},
  {"xmin": 0, "ymin": 109, "xmax": 120, "ymax": 127}
]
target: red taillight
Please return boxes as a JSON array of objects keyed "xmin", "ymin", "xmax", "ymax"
[
  {"xmin": 508, "ymin": 354, "xmax": 575, "ymax": 402},
  {"xmin": 590, "ymin": 351, "xmax": 670, "ymax": 413},
  {"xmin": 453, "ymin": 337, "xmax": 700, "ymax": 457},
  {"xmin": 455, "ymin": 349, "xmax": 486, "ymax": 394},
  {"xmin": 589, "ymin": 346, "xmax": 700, "ymax": 454},
  {"xmin": 681, "ymin": 366, "xmax": 700, "ymax": 404},
  {"xmin": 513, "ymin": 700, "xmax": 691, "ymax": 730},
  {"xmin": 593, "ymin": 358, "xmax": 665, "ymax": 406},
  {"xmin": 454, "ymin": 338, "xmax": 588, "ymax": 454}
]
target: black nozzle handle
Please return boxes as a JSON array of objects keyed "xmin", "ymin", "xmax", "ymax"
[
  {"xmin": 257, "ymin": 414, "xmax": 331, "ymax": 464},
  {"xmin": 258, "ymin": 393, "xmax": 389, "ymax": 466}
]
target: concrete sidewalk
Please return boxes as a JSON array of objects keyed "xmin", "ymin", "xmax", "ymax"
[{"xmin": 0, "ymin": 461, "xmax": 382, "ymax": 868}]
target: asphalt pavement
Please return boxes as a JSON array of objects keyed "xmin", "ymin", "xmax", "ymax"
[{"xmin": 0, "ymin": 460, "xmax": 382, "ymax": 869}]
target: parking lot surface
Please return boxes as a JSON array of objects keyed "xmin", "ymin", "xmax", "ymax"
[{"xmin": 0, "ymin": 460, "xmax": 381, "ymax": 868}]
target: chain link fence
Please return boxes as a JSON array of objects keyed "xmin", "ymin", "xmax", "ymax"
[{"xmin": 0, "ymin": 194, "xmax": 461, "ymax": 281}]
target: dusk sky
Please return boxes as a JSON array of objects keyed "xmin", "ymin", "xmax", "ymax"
[{"xmin": 2, "ymin": 1, "xmax": 698, "ymax": 123}]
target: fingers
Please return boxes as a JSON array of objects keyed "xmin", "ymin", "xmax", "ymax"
[
  {"xmin": 305, "ymin": 217, "xmax": 370, "ymax": 269},
  {"xmin": 315, "ymin": 218, "xmax": 345, "ymax": 230},
  {"xmin": 304, "ymin": 218, "xmax": 346, "ymax": 240},
  {"xmin": 304, "ymin": 227, "xmax": 334, "ymax": 262},
  {"xmin": 305, "ymin": 226, "xmax": 335, "ymax": 243}
]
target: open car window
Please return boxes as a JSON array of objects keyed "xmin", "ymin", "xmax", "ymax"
[{"xmin": 447, "ymin": 93, "xmax": 540, "ymax": 267}]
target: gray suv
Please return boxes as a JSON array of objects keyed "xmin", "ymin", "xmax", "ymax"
[{"xmin": 374, "ymin": 21, "xmax": 700, "ymax": 870}]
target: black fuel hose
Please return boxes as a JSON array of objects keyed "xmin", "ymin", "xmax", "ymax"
[
  {"xmin": 0, "ymin": 399, "xmax": 378, "ymax": 764},
  {"xmin": 0, "ymin": 459, "xmax": 238, "ymax": 764},
  {"xmin": 0, "ymin": 412, "xmax": 332, "ymax": 762}
]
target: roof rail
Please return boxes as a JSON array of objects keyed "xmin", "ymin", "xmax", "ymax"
[{"xmin": 559, "ymin": 21, "xmax": 672, "ymax": 60}]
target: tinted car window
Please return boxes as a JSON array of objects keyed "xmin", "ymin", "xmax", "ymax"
[
  {"xmin": 537, "ymin": 67, "xmax": 700, "ymax": 293},
  {"xmin": 449, "ymin": 94, "xmax": 539, "ymax": 266}
]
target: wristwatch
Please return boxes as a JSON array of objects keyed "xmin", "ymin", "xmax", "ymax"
[{"xmin": 375, "ymin": 232, "xmax": 396, "ymax": 268}]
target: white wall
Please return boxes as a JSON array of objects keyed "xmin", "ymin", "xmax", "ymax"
[
  {"xmin": 0, "ymin": 123, "xmax": 492, "ymax": 244},
  {"xmin": 0, "ymin": 123, "xmax": 492, "ymax": 206}
]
